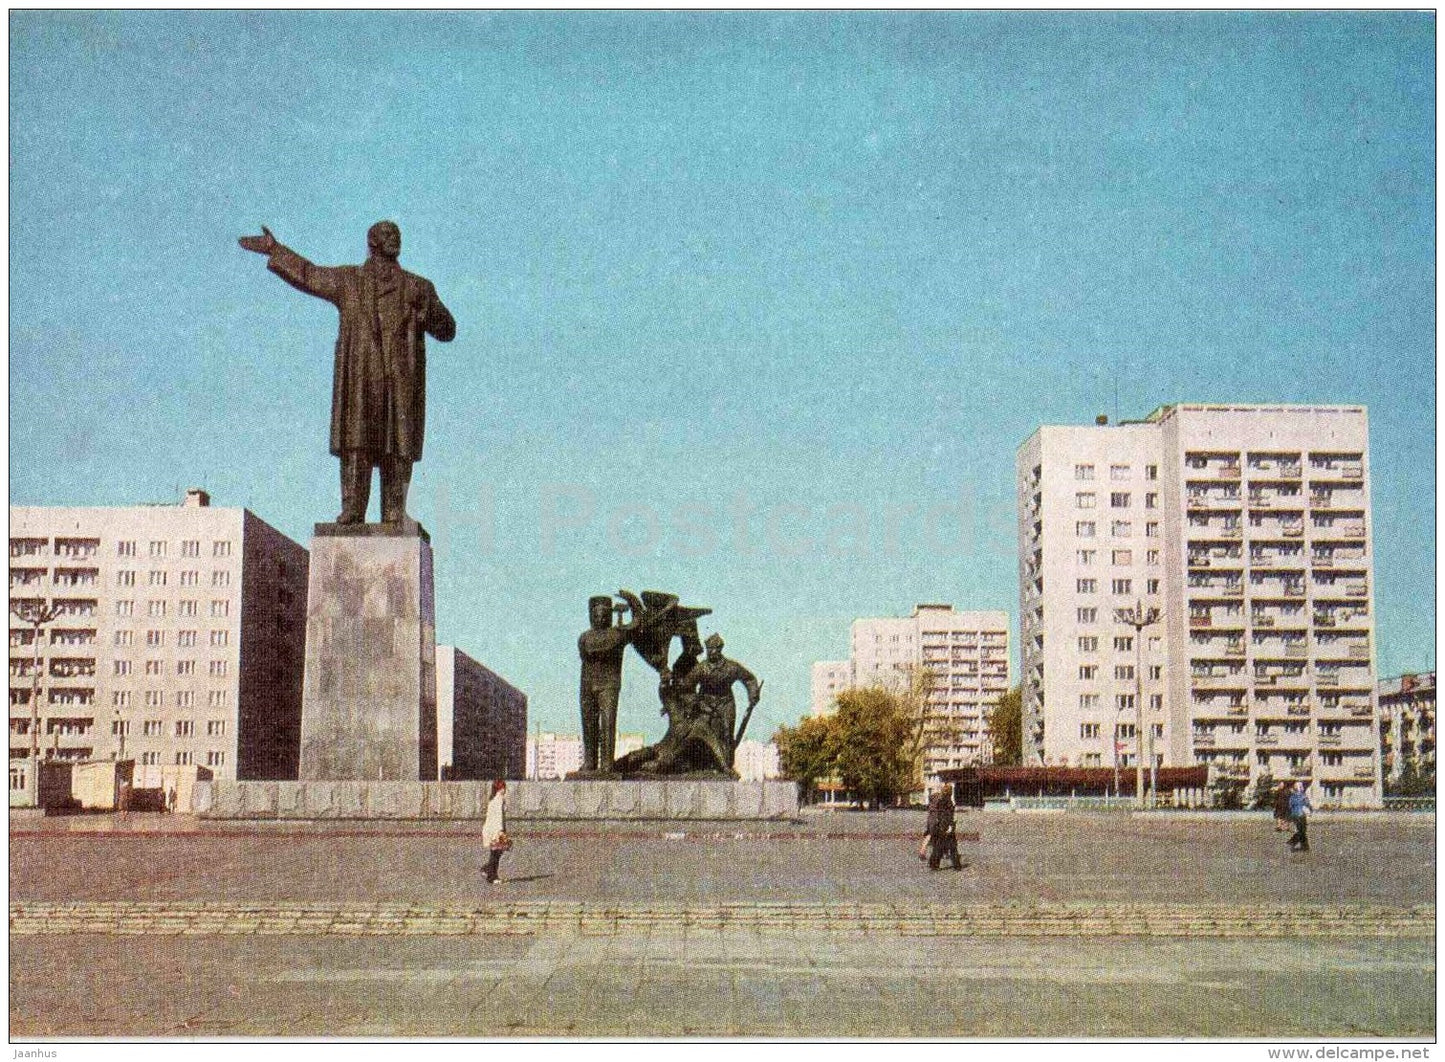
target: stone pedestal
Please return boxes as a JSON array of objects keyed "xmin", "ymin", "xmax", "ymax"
[{"xmin": 298, "ymin": 523, "xmax": 437, "ymax": 781}]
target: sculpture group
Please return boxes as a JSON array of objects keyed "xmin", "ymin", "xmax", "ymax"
[{"xmin": 579, "ymin": 591, "xmax": 761, "ymax": 777}]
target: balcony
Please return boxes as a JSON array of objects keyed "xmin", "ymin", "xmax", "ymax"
[
  {"xmin": 1352, "ymin": 766, "xmax": 1374, "ymax": 779},
  {"xmin": 1193, "ymin": 733, "xmax": 1216, "ymax": 747},
  {"xmin": 1315, "ymin": 674, "xmax": 1339, "ymax": 688},
  {"xmin": 1345, "ymin": 583, "xmax": 1367, "ymax": 597},
  {"xmin": 1290, "ymin": 764, "xmax": 1314, "ymax": 778},
  {"xmin": 1256, "ymin": 733, "xmax": 1279, "ymax": 747},
  {"xmin": 1190, "ymin": 616, "xmax": 1212, "ymax": 629}
]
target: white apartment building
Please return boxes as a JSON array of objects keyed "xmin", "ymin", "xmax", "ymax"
[
  {"xmin": 1018, "ymin": 404, "xmax": 1380, "ymax": 806},
  {"xmin": 1377, "ymin": 672, "xmax": 1435, "ymax": 787},
  {"xmin": 9, "ymin": 491, "xmax": 308, "ymax": 802},
  {"xmin": 810, "ymin": 605, "xmax": 1011, "ymax": 784},
  {"xmin": 733, "ymin": 738, "xmax": 781, "ymax": 782},
  {"xmin": 524, "ymin": 731, "xmax": 644, "ymax": 780}
]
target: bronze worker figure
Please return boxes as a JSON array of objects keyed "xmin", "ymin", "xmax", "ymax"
[{"xmin": 239, "ymin": 222, "xmax": 456, "ymax": 525}]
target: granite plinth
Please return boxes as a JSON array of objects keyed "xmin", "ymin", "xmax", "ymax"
[
  {"xmin": 298, "ymin": 527, "xmax": 438, "ymax": 781},
  {"xmin": 199, "ymin": 780, "xmax": 800, "ymax": 820}
]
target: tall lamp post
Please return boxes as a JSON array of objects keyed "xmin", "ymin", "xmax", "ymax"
[
  {"xmin": 11, "ymin": 601, "xmax": 62, "ymax": 808},
  {"xmin": 1115, "ymin": 599, "xmax": 1161, "ymax": 808}
]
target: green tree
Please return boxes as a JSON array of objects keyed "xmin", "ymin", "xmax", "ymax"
[
  {"xmin": 773, "ymin": 714, "xmax": 838, "ymax": 804},
  {"xmin": 988, "ymin": 686, "xmax": 1023, "ymax": 766},
  {"xmin": 833, "ymin": 686, "xmax": 918, "ymax": 809},
  {"xmin": 1251, "ymin": 769, "xmax": 1276, "ymax": 810}
]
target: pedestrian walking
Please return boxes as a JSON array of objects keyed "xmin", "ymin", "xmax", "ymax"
[
  {"xmin": 481, "ymin": 780, "xmax": 511, "ymax": 884},
  {"xmin": 166, "ymin": 786, "xmax": 177, "ymax": 815},
  {"xmin": 1287, "ymin": 781, "xmax": 1313, "ymax": 852},
  {"xmin": 925, "ymin": 787, "xmax": 964, "ymax": 871},
  {"xmin": 1272, "ymin": 781, "xmax": 1292, "ymax": 832}
]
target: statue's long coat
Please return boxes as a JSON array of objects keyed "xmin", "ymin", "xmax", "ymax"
[{"xmin": 267, "ymin": 245, "xmax": 455, "ymax": 461}]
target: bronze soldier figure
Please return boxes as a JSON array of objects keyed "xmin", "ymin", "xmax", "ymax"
[
  {"xmin": 679, "ymin": 633, "xmax": 761, "ymax": 774},
  {"xmin": 577, "ymin": 594, "xmax": 635, "ymax": 774},
  {"xmin": 239, "ymin": 222, "xmax": 456, "ymax": 525}
]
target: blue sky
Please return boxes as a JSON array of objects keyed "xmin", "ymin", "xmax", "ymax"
[{"xmin": 10, "ymin": 11, "xmax": 1435, "ymax": 742}]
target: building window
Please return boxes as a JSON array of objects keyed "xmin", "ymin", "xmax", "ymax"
[
  {"xmin": 1076, "ymin": 549, "xmax": 1096, "ymax": 565},
  {"xmin": 1114, "ymin": 636, "xmax": 1134, "ymax": 652},
  {"xmin": 1112, "ymin": 578, "xmax": 1132, "ymax": 595},
  {"xmin": 1076, "ymin": 579, "xmax": 1097, "ymax": 594},
  {"xmin": 148, "ymin": 541, "xmax": 167, "ymax": 558},
  {"xmin": 145, "ymin": 691, "xmax": 164, "ymax": 708},
  {"xmin": 117, "ymin": 540, "xmax": 137, "ymax": 558},
  {"xmin": 206, "ymin": 719, "xmax": 227, "ymax": 737},
  {"xmin": 208, "ymin": 691, "xmax": 227, "ymax": 708},
  {"xmin": 1111, "ymin": 492, "xmax": 1130, "ymax": 508},
  {"xmin": 179, "ymin": 600, "xmax": 197, "ymax": 617},
  {"xmin": 1146, "ymin": 578, "xmax": 1160, "ymax": 594},
  {"xmin": 1111, "ymin": 521, "xmax": 1132, "ymax": 537},
  {"xmin": 1079, "ymin": 693, "xmax": 1099, "ymax": 710},
  {"xmin": 1075, "ymin": 464, "xmax": 1095, "ymax": 481},
  {"xmin": 175, "ymin": 720, "xmax": 194, "ymax": 737},
  {"xmin": 116, "ymin": 570, "xmax": 136, "ymax": 588},
  {"xmin": 212, "ymin": 571, "xmax": 231, "ymax": 588},
  {"xmin": 143, "ymin": 720, "xmax": 163, "ymax": 736},
  {"xmin": 1076, "ymin": 492, "xmax": 1096, "ymax": 509},
  {"xmin": 1078, "ymin": 636, "xmax": 1098, "ymax": 652},
  {"xmin": 1076, "ymin": 521, "xmax": 1096, "ymax": 538},
  {"xmin": 144, "ymin": 660, "xmax": 163, "ymax": 676},
  {"xmin": 111, "ymin": 691, "xmax": 130, "ymax": 708},
  {"xmin": 1150, "ymin": 694, "xmax": 1164, "ymax": 711},
  {"xmin": 1147, "ymin": 636, "xmax": 1162, "ymax": 653},
  {"xmin": 176, "ymin": 691, "xmax": 194, "ymax": 709},
  {"xmin": 209, "ymin": 630, "xmax": 228, "ymax": 647},
  {"xmin": 148, "ymin": 570, "xmax": 167, "ymax": 587},
  {"xmin": 213, "ymin": 541, "xmax": 232, "ymax": 558},
  {"xmin": 1115, "ymin": 665, "xmax": 1136, "ymax": 681},
  {"xmin": 1116, "ymin": 723, "xmax": 1137, "ymax": 738},
  {"xmin": 206, "ymin": 750, "xmax": 226, "ymax": 767},
  {"xmin": 1145, "ymin": 522, "xmax": 1160, "ymax": 538},
  {"xmin": 210, "ymin": 600, "xmax": 229, "ymax": 618},
  {"xmin": 1079, "ymin": 665, "xmax": 1098, "ymax": 680},
  {"xmin": 116, "ymin": 601, "xmax": 134, "ymax": 617},
  {"xmin": 1080, "ymin": 723, "xmax": 1101, "ymax": 739},
  {"xmin": 1077, "ymin": 608, "xmax": 1098, "ymax": 624},
  {"xmin": 209, "ymin": 661, "xmax": 228, "ymax": 677},
  {"xmin": 146, "ymin": 630, "xmax": 164, "ymax": 648},
  {"xmin": 113, "ymin": 630, "xmax": 132, "ymax": 647},
  {"xmin": 1112, "ymin": 550, "xmax": 1132, "ymax": 565},
  {"xmin": 175, "ymin": 752, "xmax": 193, "ymax": 766},
  {"xmin": 141, "ymin": 751, "xmax": 161, "ymax": 766},
  {"xmin": 113, "ymin": 660, "xmax": 131, "ymax": 677},
  {"xmin": 177, "ymin": 630, "xmax": 197, "ymax": 648},
  {"xmin": 1145, "ymin": 465, "xmax": 1158, "ymax": 481},
  {"xmin": 1145, "ymin": 493, "xmax": 1158, "ymax": 509},
  {"xmin": 1148, "ymin": 665, "xmax": 1163, "ymax": 681},
  {"xmin": 181, "ymin": 540, "xmax": 200, "ymax": 558},
  {"xmin": 1110, "ymin": 465, "xmax": 1131, "ymax": 481},
  {"xmin": 147, "ymin": 600, "xmax": 167, "ymax": 618},
  {"xmin": 176, "ymin": 660, "xmax": 196, "ymax": 676},
  {"xmin": 180, "ymin": 571, "xmax": 199, "ymax": 587}
]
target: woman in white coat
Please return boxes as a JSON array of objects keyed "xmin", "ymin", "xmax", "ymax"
[{"xmin": 482, "ymin": 779, "xmax": 509, "ymax": 884}]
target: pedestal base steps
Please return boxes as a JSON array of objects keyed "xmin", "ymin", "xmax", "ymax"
[{"xmin": 197, "ymin": 780, "xmax": 799, "ymax": 820}]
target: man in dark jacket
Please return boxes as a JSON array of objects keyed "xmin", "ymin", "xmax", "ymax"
[
  {"xmin": 240, "ymin": 221, "xmax": 456, "ymax": 525},
  {"xmin": 925, "ymin": 788, "xmax": 963, "ymax": 871}
]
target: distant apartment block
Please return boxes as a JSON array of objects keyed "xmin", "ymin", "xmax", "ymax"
[
  {"xmin": 524, "ymin": 730, "xmax": 645, "ymax": 779},
  {"xmin": 1018, "ymin": 404, "xmax": 1380, "ymax": 806},
  {"xmin": 734, "ymin": 738, "xmax": 781, "ymax": 781},
  {"xmin": 436, "ymin": 646, "xmax": 527, "ymax": 781},
  {"xmin": 1378, "ymin": 672, "xmax": 1435, "ymax": 786},
  {"xmin": 9, "ymin": 490, "xmax": 307, "ymax": 803},
  {"xmin": 809, "ymin": 605, "xmax": 1011, "ymax": 784}
]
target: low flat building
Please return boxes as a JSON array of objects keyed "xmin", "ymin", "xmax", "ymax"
[{"xmin": 734, "ymin": 738, "xmax": 780, "ymax": 781}]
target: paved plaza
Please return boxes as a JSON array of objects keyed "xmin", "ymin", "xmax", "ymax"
[{"xmin": 9, "ymin": 809, "xmax": 1436, "ymax": 1038}]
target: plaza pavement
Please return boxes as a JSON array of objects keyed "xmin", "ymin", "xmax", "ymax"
[{"xmin": 8, "ymin": 808, "xmax": 1436, "ymax": 1038}]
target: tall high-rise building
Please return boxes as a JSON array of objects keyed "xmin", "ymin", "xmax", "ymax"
[
  {"xmin": 1018, "ymin": 404, "xmax": 1380, "ymax": 806},
  {"xmin": 436, "ymin": 646, "xmax": 527, "ymax": 781},
  {"xmin": 809, "ymin": 604, "xmax": 1011, "ymax": 784},
  {"xmin": 9, "ymin": 490, "xmax": 308, "ymax": 802}
]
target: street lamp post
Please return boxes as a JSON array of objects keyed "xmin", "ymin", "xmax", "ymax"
[
  {"xmin": 11, "ymin": 601, "xmax": 63, "ymax": 808},
  {"xmin": 1115, "ymin": 599, "xmax": 1161, "ymax": 808}
]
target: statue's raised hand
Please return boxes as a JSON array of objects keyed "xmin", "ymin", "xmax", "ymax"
[{"xmin": 238, "ymin": 226, "xmax": 277, "ymax": 255}]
